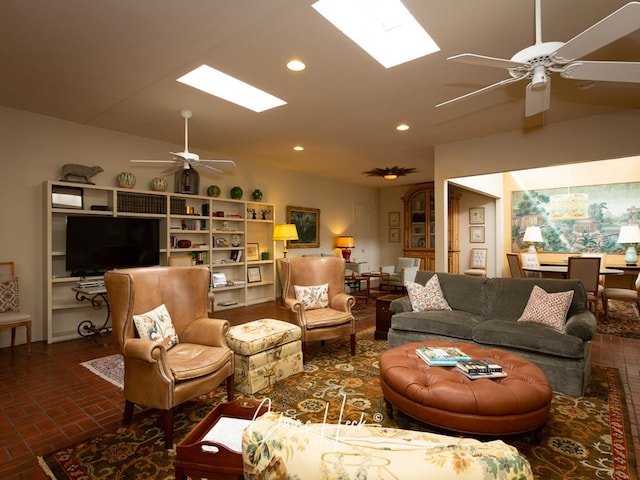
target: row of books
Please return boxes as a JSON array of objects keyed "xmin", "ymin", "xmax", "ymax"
[{"xmin": 415, "ymin": 346, "xmax": 506, "ymax": 380}]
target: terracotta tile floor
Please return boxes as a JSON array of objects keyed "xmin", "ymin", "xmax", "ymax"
[{"xmin": 1, "ymin": 301, "xmax": 638, "ymax": 479}]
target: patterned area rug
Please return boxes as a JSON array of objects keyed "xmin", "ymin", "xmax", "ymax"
[
  {"xmin": 41, "ymin": 330, "xmax": 636, "ymax": 480},
  {"xmin": 597, "ymin": 300, "xmax": 640, "ymax": 338}
]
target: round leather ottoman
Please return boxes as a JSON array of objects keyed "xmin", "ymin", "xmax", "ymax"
[{"xmin": 379, "ymin": 341, "xmax": 552, "ymax": 436}]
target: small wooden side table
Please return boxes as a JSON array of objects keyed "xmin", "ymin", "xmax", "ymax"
[
  {"xmin": 174, "ymin": 399, "xmax": 270, "ymax": 480},
  {"xmin": 375, "ymin": 294, "xmax": 402, "ymax": 340}
]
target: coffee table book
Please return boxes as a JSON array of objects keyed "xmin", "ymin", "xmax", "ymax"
[
  {"xmin": 174, "ymin": 399, "xmax": 270, "ymax": 480},
  {"xmin": 455, "ymin": 366, "xmax": 508, "ymax": 380},
  {"xmin": 415, "ymin": 346, "xmax": 471, "ymax": 366}
]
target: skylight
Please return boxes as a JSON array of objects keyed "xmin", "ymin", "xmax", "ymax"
[
  {"xmin": 177, "ymin": 65, "xmax": 287, "ymax": 113},
  {"xmin": 312, "ymin": 0, "xmax": 439, "ymax": 68}
]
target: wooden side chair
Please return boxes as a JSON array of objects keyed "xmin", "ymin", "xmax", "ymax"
[
  {"xmin": 0, "ymin": 262, "xmax": 31, "ymax": 355},
  {"xmin": 506, "ymin": 253, "xmax": 524, "ymax": 278},
  {"xmin": 567, "ymin": 256, "xmax": 602, "ymax": 319}
]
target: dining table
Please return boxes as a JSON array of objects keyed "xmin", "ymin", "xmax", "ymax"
[{"xmin": 522, "ymin": 265, "xmax": 624, "ymax": 279}]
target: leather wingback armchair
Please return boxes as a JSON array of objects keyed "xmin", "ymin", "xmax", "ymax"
[
  {"xmin": 279, "ymin": 256, "xmax": 356, "ymax": 360},
  {"xmin": 105, "ymin": 266, "xmax": 234, "ymax": 448}
]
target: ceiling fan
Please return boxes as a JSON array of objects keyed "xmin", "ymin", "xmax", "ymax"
[
  {"xmin": 130, "ymin": 110, "xmax": 236, "ymax": 174},
  {"xmin": 436, "ymin": 1, "xmax": 640, "ymax": 117},
  {"xmin": 363, "ymin": 166, "xmax": 418, "ymax": 180}
]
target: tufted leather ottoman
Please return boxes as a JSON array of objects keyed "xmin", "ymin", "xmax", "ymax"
[{"xmin": 379, "ymin": 341, "xmax": 552, "ymax": 436}]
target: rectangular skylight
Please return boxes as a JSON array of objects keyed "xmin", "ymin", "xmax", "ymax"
[
  {"xmin": 177, "ymin": 65, "xmax": 287, "ymax": 113},
  {"xmin": 312, "ymin": 0, "xmax": 439, "ymax": 68}
]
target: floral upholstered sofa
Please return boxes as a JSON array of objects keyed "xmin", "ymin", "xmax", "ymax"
[{"xmin": 242, "ymin": 412, "xmax": 533, "ymax": 479}]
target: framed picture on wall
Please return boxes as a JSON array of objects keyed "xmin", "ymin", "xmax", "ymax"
[
  {"xmin": 286, "ymin": 205, "xmax": 320, "ymax": 248},
  {"xmin": 469, "ymin": 207, "xmax": 485, "ymax": 224},
  {"xmin": 389, "ymin": 228, "xmax": 400, "ymax": 243},
  {"xmin": 470, "ymin": 226, "xmax": 485, "ymax": 243},
  {"xmin": 388, "ymin": 211, "xmax": 401, "ymax": 227}
]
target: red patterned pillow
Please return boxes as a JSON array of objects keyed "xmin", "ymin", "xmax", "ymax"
[
  {"xmin": 518, "ymin": 285, "xmax": 574, "ymax": 331},
  {"xmin": 0, "ymin": 278, "xmax": 20, "ymax": 313},
  {"xmin": 405, "ymin": 275, "xmax": 451, "ymax": 312}
]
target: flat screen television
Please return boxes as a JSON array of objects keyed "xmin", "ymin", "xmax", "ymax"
[{"xmin": 66, "ymin": 216, "xmax": 160, "ymax": 276}]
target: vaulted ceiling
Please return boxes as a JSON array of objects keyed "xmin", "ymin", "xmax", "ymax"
[{"xmin": 1, "ymin": 0, "xmax": 638, "ymax": 186}]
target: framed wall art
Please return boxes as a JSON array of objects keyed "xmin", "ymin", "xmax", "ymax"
[
  {"xmin": 469, "ymin": 207, "xmax": 485, "ymax": 224},
  {"xmin": 470, "ymin": 226, "xmax": 485, "ymax": 243},
  {"xmin": 389, "ymin": 228, "xmax": 400, "ymax": 243},
  {"xmin": 286, "ymin": 206, "xmax": 320, "ymax": 248},
  {"xmin": 247, "ymin": 266, "xmax": 262, "ymax": 283},
  {"xmin": 246, "ymin": 243, "xmax": 260, "ymax": 261},
  {"xmin": 388, "ymin": 211, "xmax": 401, "ymax": 227}
]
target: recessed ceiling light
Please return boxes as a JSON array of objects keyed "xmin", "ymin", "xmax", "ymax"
[
  {"xmin": 287, "ymin": 60, "xmax": 306, "ymax": 71},
  {"xmin": 177, "ymin": 65, "xmax": 287, "ymax": 113},
  {"xmin": 293, "ymin": 145, "xmax": 305, "ymax": 151},
  {"xmin": 396, "ymin": 123, "xmax": 410, "ymax": 131},
  {"xmin": 312, "ymin": 0, "xmax": 439, "ymax": 68}
]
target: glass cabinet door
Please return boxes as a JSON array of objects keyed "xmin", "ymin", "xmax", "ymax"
[{"xmin": 410, "ymin": 191, "xmax": 426, "ymax": 248}]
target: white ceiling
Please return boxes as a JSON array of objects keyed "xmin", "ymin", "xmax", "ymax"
[{"xmin": 1, "ymin": 0, "xmax": 638, "ymax": 186}]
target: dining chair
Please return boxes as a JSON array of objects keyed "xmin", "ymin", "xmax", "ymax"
[
  {"xmin": 567, "ymin": 256, "xmax": 602, "ymax": 319},
  {"xmin": 0, "ymin": 262, "xmax": 31, "ymax": 355},
  {"xmin": 519, "ymin": 252, "xmax": 541, "ymax": 277},
  {"xmin": 463, "ymin": 248, "xmax": 488, "ymax": 277},
  {"xmin": 601, "ymin": 273, "xmax": 640, "ymax": 322},
  {"xmin": 506, "ymin": 253, "xmax": 524, "ymax": 278}
]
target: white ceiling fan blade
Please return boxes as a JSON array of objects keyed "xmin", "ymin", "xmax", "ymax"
[
  {"xmin": 435, "ymin": 76, "xmax": 526, "ymax": 109},
  {"xmin": 130, "ymin": 159, "xmax": 178, "ymax": 164},
  {"xmin": 448, "ymin": 53, "xmax": 526, "ymax": 69},
  {"xmin": 199, "ymin": 159, "xmax": 237, "ymax": 167},
  {"xmin": 197, "ymin": 163, "xmax": 225, "ymax": 174},
  {"xmin": 560, "ymin": 61, "xmax": 640, "ymax": 82},
  {"xmin": 525, "ymin": 77, "xmax": 551, "ymax": 117},
  {"xmin": 552, "ymin": 2, "xmax": 640, "ymax": 63}
]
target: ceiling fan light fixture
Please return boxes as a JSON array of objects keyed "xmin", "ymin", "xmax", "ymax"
[{"xmin": 364, "ymin": 166, "xmax": 418, "ymax": 179}]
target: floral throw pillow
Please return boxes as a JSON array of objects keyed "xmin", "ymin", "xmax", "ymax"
[
  {"xmin": 405, "ymin": 275, "xmax": 451, "ymax": 312},
  {"xmin": 294, "ymin": 283, "xmax": 329, "ymax": 310},
  {"xmin": 132, "ymin": 304, "xmax": 179, "ymax": 349},
  {"xmin": 0, "ymin": 278, "xmax": 20, "ymax": 313},
  {"xmin": 518, "ymin": 285, "xmax": 574, "ymax": 331}
]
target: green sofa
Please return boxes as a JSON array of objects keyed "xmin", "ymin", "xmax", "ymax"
[{"xmin": 388, "ymin": 271, "xmax": 597, "ymax": 396}]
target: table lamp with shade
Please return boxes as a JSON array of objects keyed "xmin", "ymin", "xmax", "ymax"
[
  {"xmin": 617, "ymin": 224, "xmax": 640, "ymax": 266},
  {"xmin": 523, "ymin": 226, "xmax": 543, "ymax": 253},
  {"xmin": 272, "ymin": 224, "xmax": 298, "ymax": 258},
  {"xmin": 336, "ymin": 236, "xmax": 355, "ymax": 262}
]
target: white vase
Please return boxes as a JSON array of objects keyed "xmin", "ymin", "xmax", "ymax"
[{"xmin": 150, "ymin": 177, "xmax": 168, "ymax": 192}]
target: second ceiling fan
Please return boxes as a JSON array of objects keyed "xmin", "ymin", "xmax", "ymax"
[{"xmin": 436, "ymin": 1, "xmax": 640, "ymax": 117}]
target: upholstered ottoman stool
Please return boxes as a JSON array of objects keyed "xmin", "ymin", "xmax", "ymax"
[
  {"xmin": 225, "ymin": 318, "xmax": 303, "ymax": 394},
  {"xmin": 379, "ymin": 341, "xmax": 552, "ymax": 436}
]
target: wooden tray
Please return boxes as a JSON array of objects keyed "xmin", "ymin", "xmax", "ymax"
[{"xmin": 174, "ymin": 399, "xmax": 270, "ymax": 480}]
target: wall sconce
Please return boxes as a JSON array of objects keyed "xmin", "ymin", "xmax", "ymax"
[
  {"xmin": 523, "ymin": 226, "xmax": 543, "ymax": 253},
  {"xmin": 272, "ymin": 224, "xmax": 298, "ymax": 258},
  {"xmin": 336, "ymin": 235, "xmax": 355, "ymax": 262},
  {"xmin": 617, "ymin": 225, "xmax": 640, "ymax": 266}
]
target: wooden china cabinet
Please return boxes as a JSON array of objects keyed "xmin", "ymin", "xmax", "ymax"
[{"xmin": 402, "ymin": 182, "xmax": 461, "ymax": 273}]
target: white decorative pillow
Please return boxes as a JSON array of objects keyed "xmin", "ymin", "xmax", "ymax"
[
  {"xmin": 133, "ymin": 304, "xmax": 179, "ymax": 349},
  {"xmin": 294, "ymin": 283, "xmax": 329, "ymax": 310},
  {"xmin": 405, "ymin": 275, "xmax": 451, "ymax": 312},
  {"xmin": 518, "ymin": 285, "xmax": 574, "ymax": 332},
  {"xmin": 0, "ymin": 278, "xmax": 20, "ymax": 313}
]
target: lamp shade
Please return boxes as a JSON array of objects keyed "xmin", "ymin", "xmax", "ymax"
[
  {"xmin": 336, "ymin": 236, "xmax": 355, "ymax": 248},
  {"xmin": 523, "ymin": 226, "xmax": 543, "ymax": 243},
  {"xmin": 273, "ymin": 223, "xmax": 299, "ymax": 241},
  {"xmin": 617, "ymin": 225, "xmax": 640, "ymax": 244}
]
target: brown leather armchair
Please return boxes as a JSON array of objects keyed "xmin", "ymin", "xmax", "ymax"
[
  {"xmin": 105, "ymin": 266, "xmax": 234, "ymax": 448},
  {"xmin": 279, "ymin": 256, "xmax": 356, "ymax": 359}
]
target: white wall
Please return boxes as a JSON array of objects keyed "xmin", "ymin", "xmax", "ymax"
[{"xmin": 0, "ymin": 106, "xmax": 380, "ymax": 347}]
